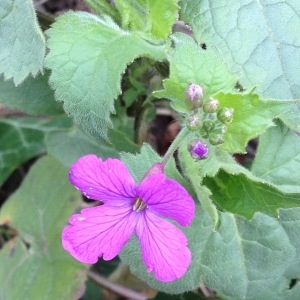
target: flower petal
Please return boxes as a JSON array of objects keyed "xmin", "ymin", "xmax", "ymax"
[
  {"xmin": 69, "ymin": 155, "xmax": 136, "ymax": 205},
  {"xmin": 62, "ymin": 205, "xmax": 137, "ymax": 263},
  {"xmin": 137, "ymin": 174, "xmax": 195, "ymax": 226},
  {"xmin": 136, "ymin": 211, "xmax": 192, "ymax": 282}
]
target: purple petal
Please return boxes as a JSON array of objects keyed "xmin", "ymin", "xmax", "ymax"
[
  {"xmin": 136, "ymin": 211, "xmax": 192, "ymax": 282},
  {"xmin": 62, "ymin": 205, "xmax": 137, "ymax": 263},
  {"xmin": 137, "ymin": 174, "xmax": 195, "ymax": 226},
  {"xmin": 69, "ymin": 155, "xmax": 136, "ymax": 205}
]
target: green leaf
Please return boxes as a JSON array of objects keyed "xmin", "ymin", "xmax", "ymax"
[
  {"xmin": 0, "ymin": 116, "xmax": 72, "ymax": 186},
  {"xmin": 203, "ymin": 170, "xmax": 300, "ymax": 219},
  {"xmin": 84, "ymin": 0, "xmax": 120, "ymax": 21},
  {"xmin": 0, "ymin": 156, "xmax": 87, "ymax": 300},
  {"xmin": 179, "ymin": 144, "xmax": 219, "ymax": 227},
  {"xmin": 0, "ymin": 0, "xmax": 45, "ymax": 85},
  {"xmin": 114, "ymin": 0, "xmax": 178, "ymax": 39},
  {"xmin": 190, "ymin": 145, "xmax": 250, "ymax": 180},
  {"xmin": 0, "ymin": 73, "xmax": 63, "ymax": 115},
  {"xmin": 180, "ymin": 0, "xmax": 300, "ymax": 100},
  {"xmin": 121, "ymin": 205, "xmax": 300, "ymax": 299},
  {"xmin": 252, "ymin": 122, "xmax": 300, "ymax": 193},
  {"xmin": 180, "ymin": 0, "xmax": 300, "ymax": 131},
  {"xmin": 154, "ymin": 33, "xmax": 236, "ymax": 113},
  {"xmin": 45, "ymin": 126, "xmax": 119, "ymax": 167},
  {"xmin": 45, "ymin": 11, "xmax": 166, "ymax": 139},
  {"xmin": 215, "ymin": 92, "xmax": 295, "ymax": 153},
  {"xmin": 121, "ymin": 144, "xmax": 160, "ymax": 182},
  {"xmin": 121, "ymin": 143, "xmax": 192, "ymax": 193}
]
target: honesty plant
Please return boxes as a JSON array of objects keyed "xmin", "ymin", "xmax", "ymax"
[{"xmin": 0, "ymin": 1, "xmax": 300, "ymax": 300}]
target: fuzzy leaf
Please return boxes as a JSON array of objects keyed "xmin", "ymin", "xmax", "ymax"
[
  {"xmin": 154, "ymin": 33, "xmax": 236, "ymax": 113},
  {"xmin": 121, "ymin": 205, "xmax": 300, "ymax": 299},
  {"xmin": 114, "ymin": 0, "xmax": 178, "ymax": 39},
  {"xmin": 204, "ymin": 170, "xmax": 300, "ymax": 219},
  {"xmin": 0, "ymin": 156, "xmax": 86, "ymax": 300},
  {"xmin": 45, "ymin": 11, "xmax": 166, "ymax": 140},
  {"xmin": 252, "ymin": 122, "xmax": 300, "ymax": 193},
  {"xmin": 179, "ymin": 144, "xmax": 219, "ymax": 227},
  {"xmin": 0, "ymin": 73, "xmax": 63, "ymax": 115},
  {"xmin": 180, "ymin": 0, "xmax": 300, "ymax": 130},
  {"xmin": 216, "ymin": 92, "xmax": 295, "ymax": 153},
  {"xmin": 0, "ymin": 0, "xmax": 45, "ymax": 84}
]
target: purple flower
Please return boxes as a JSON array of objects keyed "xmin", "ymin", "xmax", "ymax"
[
  {"xmin": 190, "ymin": 140, "xmax": 209, "ymax": 159},
  {"xmin": 62, "ymin": 155, "xmax": 195, "ymax": 282}
]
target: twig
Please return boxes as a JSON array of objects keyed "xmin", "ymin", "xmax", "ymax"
[{"xmin": 87, "ymin": 270, "xmax": 148, "ymax": 300}]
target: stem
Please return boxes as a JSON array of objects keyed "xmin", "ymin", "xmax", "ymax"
[
  {"xmin": 161, "ymin": 127, "xmax": 191, "ymax": 166},
  {"xmin": 88, "ymin": 270, "xmax": 148, "ymax": 300}
]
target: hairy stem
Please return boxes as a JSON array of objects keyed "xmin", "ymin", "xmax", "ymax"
[{"xmin": 161, "ymin": 127, "xmax": 191, "ymax": 166}]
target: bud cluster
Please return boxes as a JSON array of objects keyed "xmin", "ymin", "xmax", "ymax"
[{"xmin": 185, "ymin": 83, "xmax": 234, "ymax": 149}]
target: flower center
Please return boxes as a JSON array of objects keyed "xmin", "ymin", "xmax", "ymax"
[{"xmin": 132, "ymin": 197, "xmax": 147, "ymax": 212}]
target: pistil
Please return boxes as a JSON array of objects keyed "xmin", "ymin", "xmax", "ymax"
[{"xmin": 133, "ymin": 197, "xmax": 147, "ymax": 212}]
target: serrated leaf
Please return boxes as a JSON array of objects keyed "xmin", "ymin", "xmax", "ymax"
[
  {"xmin": 252, "ymin": 122, "xmax": 300, "ymax": 193},
  {"xmin": 180, "ymin": 0, "xmax": 300, "ymax": 101},
  {"xmin": 204, "ymin": 170, "xmax": 300, "ymax": 219},
  {"xmin": 0, "ymin": 72, "xmax": 63, "ymax": 115},
  {"xmin": 0, "ymin": 0, "xmax": 45, "ymax": 85},
  {"xmin": 0, "ymin": 156, "xmax": 87, "ymax": 300},
  {"xmin": 45, "ymin": 11, "xmax": 166, "ymax": 140},
  {"xmin": 121, "ymin": 205, "xmax": 300, "ymax": 299},
  {"xmin": 180, "ymin": 0, "xmax": 300, "ymax": 131},
  {"xmin": 154, "ymin": 33, "xmax": 236, "ymax": 113},
  {"xmin": 45, "ymin": 126, "xmax": 119, "ymax": 167},
  {"xmin": 115, "ymin": 0, "xmax": 178, "ymax": 39},
  {"xmin": 0, "ymin": 116, "xmax": 71, "ymax": 186},
  {"xmin": 216, "ymin": 92, "xmax": 295, "ymax": 153}
]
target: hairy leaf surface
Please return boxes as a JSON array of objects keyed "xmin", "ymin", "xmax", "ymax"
[
  {"xmin": 252, "ymin": 122, "xmax": 300, "ymax": 193},
  {"xmin": 180, "ymin": 0, "xmax": 300, "ymax": 129},
  {"xmin": 216, "ymin": 92, "xmax": 294, "ymax": 153},
  {"xmin": 154, "ymin": 33, "xmax": 236, "ymax": 113},
  {"xmin": 0, "ymin": 0, "xmax": 45, "ymax": 84},
  {"xmin": 115, "ymin": 0, "xmax": 178, "ymax": 39},
  {"xmin": 45, "ymin": 11, "xmax": 165, "ymax": 139}
]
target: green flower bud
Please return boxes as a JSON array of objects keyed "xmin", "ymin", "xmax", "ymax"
[
  {"xmin": 186, "ymin": 113, "xmax": 202, "ymax": 131},
  {"xmin": 186, "ymin": 83, "xmax": 204, "ymax": 109},
  {"xmin": 209, "ymin": 132, "xmax": 225, "ymax": 145},
  {"xmin": 214, "ymin": 124, "xmax": 227, "ymax": 134},
  {"xmin": 203, "ymin": 98, "xmax": 219, "ymax": 113},
  {"xmin": 199, "ymin": 127, "xmax": 209, "ymax": 138},
  {"xmin": 217, "ymin": 107, "xmax": 234, "ymax": 124},
  {"xmin": 203, "ymin": 119, "xmax": 215, "ymax": 132}
]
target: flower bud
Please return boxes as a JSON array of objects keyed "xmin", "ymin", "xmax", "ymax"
[
  {"xmin": 203, "ymin": 98, "xmax": 219, "ymax": 113},
  {"xmin": 189, "ymin": 140, "xmax": 209, "ymax": 159},
  {"xmin": 217, "ymin": 107, "xmax": 234, "ymax": 124},
  {"xmin": 209, "ymin": 132, "xmax": 225, "ymax": 145},
  {"xmin": 142, "ymin": 163, "xmax": 164, "ymax": 180},
  {"xmin": 186, "ymin": 113, "xmax": 202, "ymax": 131},
  {"xmin": 203, "ymin": 119, "xmax": 215, "ymax": 132},
  {"xmin": 199, "ymin": 127, "xmax": 209, "ymax": 138},
  {"xmin": 186, "ymin": 83, "xmax": 204, "ymax": 109},
  {"xmin": 214, "ymin": 124, "xmax": 227, "ymax": 134}
]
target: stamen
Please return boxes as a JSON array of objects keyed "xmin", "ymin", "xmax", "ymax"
[{"xmin": 133, "ymin": 197, "xmax": 147, "ymax": 212}]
